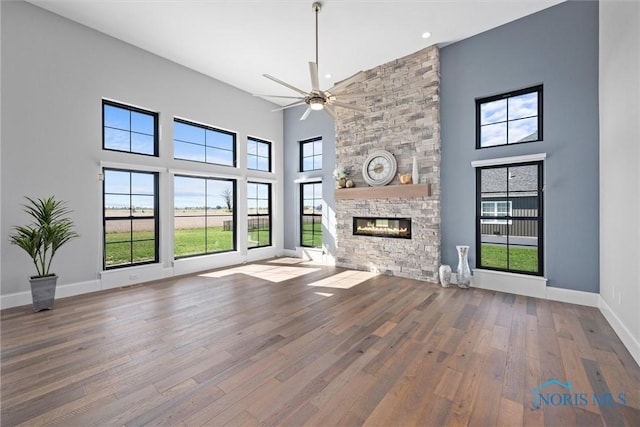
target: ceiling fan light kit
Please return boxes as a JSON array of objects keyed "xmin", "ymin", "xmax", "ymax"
[{"xmin": 256, "ymin": 1, "xmax": 371, "ymax": 120}]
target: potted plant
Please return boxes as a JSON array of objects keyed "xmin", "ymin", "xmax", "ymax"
[{"xmin": 9, "ymin": 196, "xmax": 78, "ymax": 311}]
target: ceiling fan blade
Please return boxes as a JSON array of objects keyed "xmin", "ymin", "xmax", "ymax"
[
  {"xmin": 300, "ymin": 106, "xmax": 313, "ymax": 121},
  {"xmin": 253, "ymin": 94, "xmax": 306, "ymax": 100},
  {"xmin": 309, "ymin": 62, "xmax": 320, "ymax": 92},
  {"xmin": 330, "ymin": 100, "xmax": 367, "ymax": 112},
  {"xmin": 263, "ymin": 74, "xmax": 309, "ymax": 96},
  {"xmin": 323, "ymin": 105, "xmax": 337, "ymax": 120},
  {"xmin": 271, "ymin": 100, "xmax": 307, "ymax": 112}
]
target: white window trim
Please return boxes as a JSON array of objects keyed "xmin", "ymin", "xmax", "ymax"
[{"xmin": 471, "ymin": 153, "xmax": 546, "ymax": 168}]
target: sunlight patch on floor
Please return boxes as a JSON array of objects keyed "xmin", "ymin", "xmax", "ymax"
[
  {"xmin": 199, "ymin": 260, "xmax": 321, "ymax": 283},
  {"xmin": 266, "ymin": 257, "xmax": 314, "ymax": 265},
  {"xmin": 307, "ymin": 270, "xmax": 378, "ymax": 290},
  {"xmin": 313, "ymin": 292, "xmax": 334, "ymax": 297}
]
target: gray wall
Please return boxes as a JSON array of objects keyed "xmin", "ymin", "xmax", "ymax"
[
  {"xmin": 440, "ymin": 1, "xmax": 600, "ymax": 292},
  {"xmin": 1, "ymin": 1, "xmax": 283, "ymax": 299},
  {"xmin": 283, "ymin": 105, "xmax": 336, "ymax": 255}
]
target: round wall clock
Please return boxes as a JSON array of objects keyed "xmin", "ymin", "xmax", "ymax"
[{"xmin": 362, "ymin": 150, "xmax": 397, "ymax": 186}]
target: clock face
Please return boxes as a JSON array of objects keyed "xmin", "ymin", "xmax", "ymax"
[{"xmin": 362, "ymin": 150, "xmax": 397, "ymax": 186}]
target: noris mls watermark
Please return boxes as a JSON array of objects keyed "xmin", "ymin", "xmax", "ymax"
[{"xmin": 529, "ymin": 379, "xmax": 627, "ymax": 409}]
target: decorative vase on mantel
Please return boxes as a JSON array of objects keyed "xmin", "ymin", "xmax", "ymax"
[
  {"xmin": 412, "ymin": 156, "xmax": 419, "ymax": 184},
  {"xmin": 456, "ymin": 245, "xmax": 471, "ymax": 289}
]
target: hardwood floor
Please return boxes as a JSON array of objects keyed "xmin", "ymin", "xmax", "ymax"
[{"xmin": 1, "ymin": 258, "xmax": 639, "ymax": 426}]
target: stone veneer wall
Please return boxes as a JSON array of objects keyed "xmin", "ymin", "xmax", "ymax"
[{"xmin": 334, "ymin": 46, "xmax": 440, "ymax": 282}]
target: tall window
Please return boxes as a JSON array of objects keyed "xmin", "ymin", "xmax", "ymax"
[
  {"xmin": 103, "ymin": 100, "xmax": 158, "ymax": 156},
  {"xmin": 247, "ymin": 137, "xmax": 271, "ymax": 172},
  {"xmin": 174, "ymin": 176, "xmax": 236, "ymax": 258},
  {"xmin": 476, "ymin": 85, "xmax": 542, "ymax": 148},
  {"xmin": 247, "ymin": 182, "xmax": 271, "ymax": 248},
  {"xmin": 103, "ymin": 169, "xmax": 158, "ymax": 269},
  {"xmin": 300, "ymin": 182, "xmax": 322, "ymax": 248},
  {"xmin": 477, "ymin": 162, "xmax": 543, "ymax": 275},
  {"xmin": 174, "ymin": 118, "xmax": 236, "ymax": 167},
  {"xmin": 300, "ymin": 137, "xmax": 322, "ymax": 171}
]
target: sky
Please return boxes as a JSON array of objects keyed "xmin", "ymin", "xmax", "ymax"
[{"xmin": 480, "ymin": 92, "xmax": 538, "ymax": 147}]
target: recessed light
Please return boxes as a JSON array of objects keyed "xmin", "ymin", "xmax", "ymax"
[
  {"xmin": 422, "ymin": 32, "xmax": 432, "ymax": 39},
  {"xmin": 325, "ymin": 73, "xmax": 332, "ymax": 79}
]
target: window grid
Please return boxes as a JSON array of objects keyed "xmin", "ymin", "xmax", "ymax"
[
  {"xmin": 174, "ymin": 176, "xmax": 237, "ymax": 259},
  {"xmin": 174, "ymin": 118, "xmax": 236, "ymax": 167},
  {"xmin": 247, "ymin": 182, "xmax": 271, "ymax": 249},
  {"xmin": 102, "ymin": 100, "xmax": 158, "ymax": 156},
  {"xmin": 300, "ymin": 182, "xmax": 322, "ymax": 248},
  {"xmin": 476, "ymin": 161, "xmax": 543, "ymax": 275},
  {"xmin": 300, "ymin": 137, "xmax": 323, "ymax": 172},
  {"xmin": 103, "ymin": 168, "xmax": 159, "ymax": 269},
  {"xmin": 476, "ymin": 85, "xmax": 543, "ymax": 149},
  {"xmin": 247, "ymin": 137, "xmax": 272, "ymax": 172}
]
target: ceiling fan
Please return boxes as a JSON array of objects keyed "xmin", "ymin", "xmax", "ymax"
[{"xmin": 255, "ymin": 2, "xmax": 371, "ymax": 121}]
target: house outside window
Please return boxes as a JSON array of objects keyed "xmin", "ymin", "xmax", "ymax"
[
  {"xmin": 476, "ymin": 85, "xmax": 542, "ymax": 148},
  {"xmin": 103, "ymin": 100, "xmax": 158, "ymax": 156},
  {"xmin": 300, "ymin": 182, "xmax": 322, "ymax": 248},
  {"xmin": 247, "ymin": 182, "xmax": 271, "ymax": 248},
  {"xmin": 477, "ymin": 161, "xmax": 543, "ymax": 275},
  {"xmin": 300, "ymin": 137, "xmax": 322, "ymax": 171},
  {"xmin": 103, "ymin": 168, "xmax": 158, "ymax": 269},
  {"xmin": 174, "ymin": 176, "xmax": 236, "ymax": 258},
  {"xmin": 174, "ymin": 118, "xmax": 236, "ymax": 167},
  {"xmin": 480, "ymin": 201, "xmax": 513, "ymax": 224},
  {"xmin": 247, "ymin": 137, "xmax": 271, "ymax": 172}
]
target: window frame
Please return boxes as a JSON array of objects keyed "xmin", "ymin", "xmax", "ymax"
[
  {"xmin": 103, "ymin": 168, "xmax": 159, "ymax": 270},
  {"xmin": 300, "ymin": 181, "xmax": 323, "ymax": 248},
  {"xmin": 475, "ymin": 160, "xmax": 544, "ymax": 276},
  {"xmin": 102, "ymin": 100, "xmax": 159, "ymax": 156},
  {"xmin": 173, "ymin": 175, "xmax": 237, "ymax": 259},
  {"xmin": 475, "ymin": 85, "xmax": 543, "ymax": 149},
  {"xmin": 247, "ymin": 137, "xmax": 272, "ymax": 172},
  {"xmin": 247, "ymin": 181, "xmax": 272, "ymax": 249},
  {"xmin": 299, "ymin": 137, "xmax": 323, "ymax": 172},
  {"xmin": 173, "ymin": 118, "xmax": 237, "ymax": 167}
]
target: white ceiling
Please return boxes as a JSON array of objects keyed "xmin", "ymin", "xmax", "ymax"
[{"xmin": 27, "ymin": 0, "xmax": 565, "ymax": 105}]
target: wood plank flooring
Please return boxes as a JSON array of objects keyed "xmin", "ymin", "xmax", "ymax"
[{"xmin": 1, "ymin": 258, "xmax": 639, "ymax": 426}]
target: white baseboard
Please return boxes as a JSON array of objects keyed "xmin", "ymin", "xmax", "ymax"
[
  {"xmin": 0, "ymin": 279, "xmax": 101, "ymax": 310},
  {"xmin": 546, "ymin": 286, "xmax": 599, "ymax": 307},
  {"xmin": 470, "ymin": 269, "xmax": 548, "ymax": 299},
  {"xmin": 598, "ymin": 297, "xmax": 640, "ymax": 366},
  {"xmin": 468, "ymin": 269, "xmax": 598, "ymax": 307}
]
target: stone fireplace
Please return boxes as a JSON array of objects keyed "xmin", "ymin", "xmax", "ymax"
[{"xmin": 334, "ymin": 46, "xmax": 440, "ymax": 282}]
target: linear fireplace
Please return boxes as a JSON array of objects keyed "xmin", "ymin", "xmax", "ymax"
[{"xmin": 353, "ymin": 217, "xmax": 412, "ymax": 239}]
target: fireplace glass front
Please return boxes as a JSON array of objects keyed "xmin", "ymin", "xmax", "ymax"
[{"xmin": 353, "ymin": 217, "xmax": 411, "ymax": 239}]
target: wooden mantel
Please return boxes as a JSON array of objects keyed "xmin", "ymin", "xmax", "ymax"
[{"xmin": 334, "ymin": 183, "xmax": 432, "ymax": 200}]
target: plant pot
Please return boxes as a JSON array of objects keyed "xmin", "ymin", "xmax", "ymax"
[{"xmin": 29, "ymin": 275, "xmax": 57, "ymax": 312}]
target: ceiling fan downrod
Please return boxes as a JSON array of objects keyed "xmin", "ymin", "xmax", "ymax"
[{"xmin": 313, "ymin": 2, "xmax": 321, "ymax": 67}]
